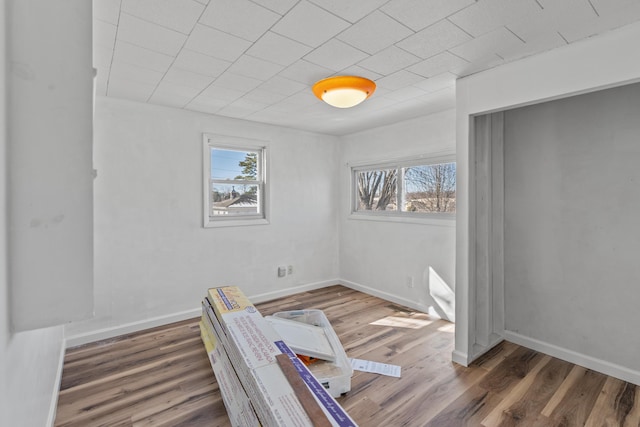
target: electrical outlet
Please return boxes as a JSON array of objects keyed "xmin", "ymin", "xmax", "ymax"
[
  {"xmin": 278, "ymin": 266, "xmax": 286, "ymax": 277},
  {"xmin": 406, "ymin": 276, "xmax": 414, "ymax": 288},
  {"xmin": 287, "ymin": 265, "xmax": 293, "ymax": 275}
]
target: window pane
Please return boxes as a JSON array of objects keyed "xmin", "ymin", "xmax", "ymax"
[
  {"xmin": 210, "ymin": 183, "xmax": 259, "ymax": 216},
  {"xmin": 355, "ymin": 169, "xmax": 397, "ymax": 211},
  {"xmin": 211, "ymin": 148, "xmax": 258, "ymax": 180},
  {"xmin": 403, "ymin": 163, "xmax": 456, "ymax": 213}
]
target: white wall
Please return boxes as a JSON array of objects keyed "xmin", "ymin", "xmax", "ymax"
[
  {"xmin": 338, "ymin": 111, "xmax": 457, "ymax": 317},
  {"xmin": 65, "ymin": 97, "xmax": 341, "ymax": 342},
  {"xmin": 1, "ymin": 1, "xmax": 65, "ymax": 425},
  {"xmin": 503, "ymin": 82, "xmax": 640, "ymax": 378},
  {"xmin": 455, "ymin": 20, "xmax": 640, "ymax": 377}
]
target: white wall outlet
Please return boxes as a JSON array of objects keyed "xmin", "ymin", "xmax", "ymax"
[
  {"xmin": 287, "ymin": 265, "xmax": 293, "ymax": 275},
  {"xmin": 278, "ymin": 266, "xmax": 286, "ymax": 277},
  {"xmin": 406, "ymin": 276, "xmax": 414, "ymax": 288}
]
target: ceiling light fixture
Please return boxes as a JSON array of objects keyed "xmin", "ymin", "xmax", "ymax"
[{"xmin": 312, "ymin": 76, "xmax": 376, "ymax": 108}]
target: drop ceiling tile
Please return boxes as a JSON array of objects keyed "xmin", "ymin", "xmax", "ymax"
[
  {"xmin": 448, "ymin": 0, "xmax": 542, "ymax": 37},
  {"xmin": 163, "ymin": 66, "xmax": 215, "ymax": 90},
  {"xmin": 357, "ymin": 46, "xmax": 421, "ymax": 75},
  {"xmin": 338, "ymin": 65, "xmax": 383, "ymax": 81},
  {"xmin": 449, "ymin": 27, "xmax": 524, "ymax": 63},
  {"xmin": 109, "ymin": 61, "xmax": 165, "ymax": 86},
  {"xmin": 113, "ymin": 40, "xmax": 174, "ymax": 73},
  {"xmin": 173, "ymin": 49, "xmax": 230, "ymax": 78},
  {"xmin": 185, "ymin": 24, "xmax": 252, "ymax": 62},
  {"xmin": 241, "ymin": 88, "xmax": 290, "ymax": 104},
  {"xmin": 412, "ymin": 71, "xmax": 456, "ymax": 93},
  {"xmin": 271, "ymin": 1, "xmax": 350, "ymax": 47},
  {"xmin": 507, "ymin": 0, "xmax": 596, "ymax": 41},
  {"xmin": 93, "ymin": 45, "xmax": 113, "ymax": 70},
  {"xmin": 94, "ymin": 19, "xmax": 117, "ymax": 50},
  {"xmin": 94, "ymin": 0, "xmax": 121, "ymax": 25},
  {"xmin": 186, "ymin": 94, "xmax": 231, "ymax": 114},
  {"xmin": 586, "ymin": 0, "xmax": 636, "ymax": 16},
  {"xmin": 396, "ymin": 20, "xmax": 471, "ymax": 60},
  {"xmin": 108, "ymin": 77, "xmax": 157, "ymax": 102},
  {"xmin": 499, "ymin": 31, "xmax": 566, "ymax": 62},
  {"xmin": 199, "ymin": 0, "xmax": 281, "ymax": 42},
  {"xmin": 381, "ymin": 0, "xmax": 476, "ymax": 32},
  {"xmin": 375, "ymin": 70, "xmax": 424, "ymax": 90},
  {"xmin": 560, "ymin": 2, "xmax": 640, "ymax": 42},
  {"xmin": 117, "ymin": 13, "xmax": 187, "ymax": 56},
  {"xmin": 212, "ymin": 72, "xmax": 263, "ymax": 93},
  {"xmin": 250, "ymin": 0, "xmax": 298, "ymax": 15},
  {"xmin": 337, "ymin": 11, "xmax": 413, "ymax": 55},
  {"xmin": 245, "ymin": 32, "xmax": 313, "ymax": 66},
  {"xmin": 196, "ymin": 84, "xmax": 244, "ymax": 104},
  {"xmin": 278, "ymin": 90, "xmax": 319, "ymax": 107},
  {"xmin": 304, "ymin": 39, "xmax": 369, "ymax": 72},
  {"xmin": 385, "ymin": 86, "xmax": 428, "ymax": 102},
  {"xmin": 226, "ymin": 55, "xmax": 284, "ymax": 81},
  {"xmin": 258, "ymin": 76, "xmax": 308, "ymax": 96},
  {"xmin": 279, "ymin": 59, "xmax": 334, "ymax": 84},
  {"xmin": 408, "ymin": 52, "xmax": 468, "ymax": 78},
  {"xmin": 149, "ymin": 81, "xmax": 202, "ymax": 107},
  {"xmin": 121, "ymin": 0, "xmax": 204, "ymax": 34},
  {"xmin": 307, "ymin": 0, "xmax": 389, "ymax": 23}
]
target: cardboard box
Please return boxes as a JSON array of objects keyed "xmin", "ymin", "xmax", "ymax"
[{"xmin": 201, "ymin": 286, "xmax": 358, "ymax": 427}]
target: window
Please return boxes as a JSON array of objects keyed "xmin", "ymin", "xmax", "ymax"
[
  {"xmin": 203, "ymin": 134, "xmax": 268, "ymax": 227},
  {"xmin": 352, "ymin": 155, "xmax": 456, "ymax": 220}
]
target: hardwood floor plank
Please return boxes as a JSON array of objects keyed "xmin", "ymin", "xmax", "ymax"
[{"xmin": 54, "ymin": 285, "xmax": 640, "ymax": 427}]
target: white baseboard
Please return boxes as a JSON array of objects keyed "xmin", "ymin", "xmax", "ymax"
[
  {"xmin": 47, "ymin": 337, "xmax": 66, "ymax": 427},
  {"xmin": 64, "ymin": 308, "xmax": 201, "ymax": 348},
  {"xmin": 452, "ymin": 350, "xmax": 469, "ymax": 367},
  {"xmin": 249, "ymin": 279, "xmax": 340, "ymax": 304},
  {"xmin": 64, "ymin": 280, "xmax": 340, "ymax": 348},
  {"xmin": 338, "ymin": 279, "xmax": 442, "ymax": 319},
  {"xmin": 504, "ymin": 330, "xmax": 640, "ymax": 386}
]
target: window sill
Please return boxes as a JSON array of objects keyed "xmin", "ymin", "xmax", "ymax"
[
  {"xmin": 204, "ymin": 217, "xmax": 269, "ymax": 228},
  {"xmin": 348, "ymin": 212, "xmax": 455, "ymax": 227}
]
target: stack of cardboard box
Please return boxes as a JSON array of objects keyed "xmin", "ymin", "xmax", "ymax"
[{"xmin": 200, "ymin": 286, "xmax": 358, "ymax": 426}]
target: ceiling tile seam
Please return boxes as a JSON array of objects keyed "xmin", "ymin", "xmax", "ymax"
[
  {"xmin": 533, "ymin": 0, "xmax": 544, "ymax": 10},
  {"xmin": 505, "ymin": 26, "xmax": 527, "ymax": 44},
  {"xmin": 302, "ymin": 38, "xmax": 373, "ymax": 74},
  {"xmin": 330, "ymin": 7, "xmax": 416, "ymax": 48},
  {"xmin": 105, "ymin": 0, "xmax": 123, "ymax": 99},
  {"xmin": 445, "ymin": 17, "xmax": 475, "ymax": 39},
  {"xmin": 304, "ymin": 0, "xmax": 372, "ymax": 25},
  {"xmin": 119, "ymin": 11, "xmax": 193, "ymax": 37},
  {"xmin": 111, "ymin": 40, "xmax": 175, "ymax": 73},
  {"xmin": 390, "ymin": 18, "xmax": 475, "ymax": 61},
  {"xmin": 587, "ymin": 0, "xmax": 600, "ymax": 17},
  {"xmin": 557, "ymin": 31, "xmax": 570, "ymax": 44},
  {"xmin": 247, "ymin": 0, "xmax": 301, "ymax": 16},
  {"xmin": 144, "ymin": 3, "xmax": 211, "ymax": 105}
]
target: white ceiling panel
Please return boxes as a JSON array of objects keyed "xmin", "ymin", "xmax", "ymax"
[
  {"xmin": 396, "ymin": 19, "xmax": 472, "ymax": 60},
  {"xmin": 172, "ymin": 49, "xmax": 230, "ymax": 78},
  {"xmin": 95, "ymin": 0, "xmax": 640, "ymax": 135},
  {"xmin": 245, "ymin": 32, "xmax": 313, "ymax": 66},
  {"xmin": 121, "ymin": 0, "xmax": 204, "ymax": 34},
  {"xmin": 226, "ymin": 55, "xmax": 285, "ymax": 81},
  {"xmin": 112, "ymin": 40, "xmax": 174, "ymax": 73},
  {"xmin": 184, "ymin": 24, "xmax": 252, "ymax": 62},
  {"xmin": 271, "ymin": 1, "xmax": 350, "ymax": 47},
  {"xmin": 381, "ymin": 0, "xmax": 476, "ymax": 32},
  {"xmin": 449, "ymin": 27, "xmax": 524, "ymax": 63},
  {"xmin": 408, "ymin": 52, "xmax": 469, "ymax": 78},
  {"xmin": 337, "ymin": 11, "xmax": 413, "ymax": 55},
  {"xmin": 94, "ymin": 0, "xmax": 121, "ymax": 25},
  {"xmin": 304, "ymin": 39, "xmax": 369, "ymax": 72},
  {"xmin": 358, "ymin": 46, "xmax": 421, "ymax": 75},
  {"xmin": 279, "ymin": 59, "xmax": 334, "ymax": 84},
  {"xmin": 449, "ymin": 0, "xmax": 542, "ymax": 37},
  {"xmin": 307, "ymin": 0, "xmax": 390, "ymax": 23},
  {"xmin": 250, "ymin": 0, "xmax": 298, "ymax": 15},
  {"xmin": 117, "ymin": 13, "xmax": 187, "ymax": 56},
  {"xmin": 198, "ymin": 0, "xmax": 281, "ymax": 42}
]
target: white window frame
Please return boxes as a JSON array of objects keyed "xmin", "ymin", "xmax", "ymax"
[
  {"xmin": 350, "ymin": 152, "xmax": 456, "ymax": 225},
  {"xmin": 203, "ymin": 134, "xmax": 269, "ymax": 228}
]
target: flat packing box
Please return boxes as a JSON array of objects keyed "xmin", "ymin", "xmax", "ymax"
[{"xmin": 202, "ymin": 286, "xmax": 358, "ymax": 427}]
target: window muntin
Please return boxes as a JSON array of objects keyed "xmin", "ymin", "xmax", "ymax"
[
  {"xmin": 352, "ymin": 157, "xmax": 456, "ymax": 218},
  {"xmin": 203, "ymin": 135, "xmax": 267, "ymax": 227}
]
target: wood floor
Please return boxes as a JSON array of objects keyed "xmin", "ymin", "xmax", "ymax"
[{"xmin": 55, "ymin": 285, "xmax": 640, "ymax": 427}]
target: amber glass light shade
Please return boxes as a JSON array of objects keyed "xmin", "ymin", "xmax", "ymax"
[{"xmin": 312, "ymin": 76, "xmax": 376, "ymax": 108}]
